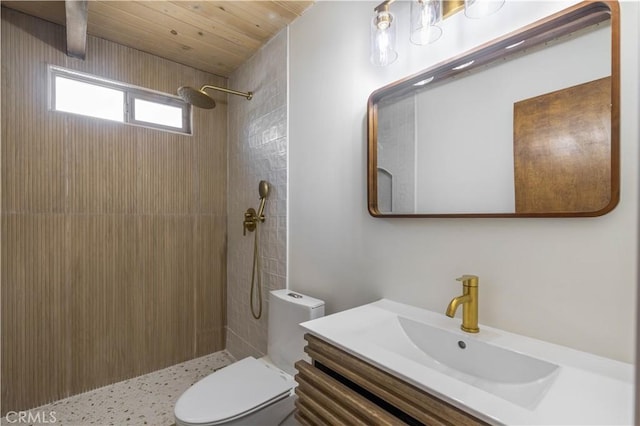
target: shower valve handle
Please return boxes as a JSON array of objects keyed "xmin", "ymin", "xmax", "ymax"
[{"xmin": 243, "ymin": 208, "xmax": 257, "ymax": 236}]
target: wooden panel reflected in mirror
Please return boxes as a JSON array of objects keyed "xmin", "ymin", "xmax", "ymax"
[
  {"xmin": 367, "ymin": 1, "xmax": 619, "ymax": 218},
  {"xmin": 514, "ymin": 77, "xmax": 612, "ymax": 214}
]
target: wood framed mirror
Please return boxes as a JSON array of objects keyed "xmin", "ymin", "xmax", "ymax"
[{"xmin": 367, "ymin": 1, "xmax": 619, "ymax": 218}]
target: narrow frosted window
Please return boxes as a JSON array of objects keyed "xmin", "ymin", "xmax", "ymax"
[
  {"xmin": 134, "ymin": 98, "xmax": 183, "ymax": 129},
  {"xmin": 54, "ymin": 76, "xmax": 124, "ymax": 122}
]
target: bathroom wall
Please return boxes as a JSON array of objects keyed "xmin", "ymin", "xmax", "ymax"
[
  {"xmin": 1, "ymin": 9, "xmax": 227, "ymax": 413},
  {"xmin": 288, "ymin": 1, "xmax": 639, "ymax": 363},
  {"xmin": 226, "ymin": 30, "xmax": 288, "ymax": 359}
]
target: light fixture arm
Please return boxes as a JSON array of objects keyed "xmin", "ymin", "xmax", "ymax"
[
  {"xmin": 374, "ymin": 0, "xmax": 396, "ymax": 14},
  {"xmin": 375, "ymin": 0, "xmax": 465, "ymax": 20},
  {"xmin": 200, "ymin": 84, "xmax": 253, "ymax": 100}
]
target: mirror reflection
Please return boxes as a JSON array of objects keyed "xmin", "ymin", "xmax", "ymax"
[{"xmin": 368, "ymin": 2, "xmax": 619, "ymax": 218}]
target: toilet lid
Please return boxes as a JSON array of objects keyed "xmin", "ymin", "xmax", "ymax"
[{"xmin": 174, "ymin": 357, "xmax": 295, "ymax": 425}]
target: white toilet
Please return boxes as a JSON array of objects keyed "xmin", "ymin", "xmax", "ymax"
[{"xmin": 174, "ymin": 289, "xmax": 325, "ymax": 426}]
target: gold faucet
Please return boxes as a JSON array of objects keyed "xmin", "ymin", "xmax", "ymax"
[{"xmin": 445, "ymin": 275, "xmax": 479, "ymax": 333}]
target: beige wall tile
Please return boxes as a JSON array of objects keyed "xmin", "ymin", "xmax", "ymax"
[{"xmin": 1, "ymin": 8, "xmax": 226, "ymax": 413}]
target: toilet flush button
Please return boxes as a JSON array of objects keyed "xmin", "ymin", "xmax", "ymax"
[{"xmin": 287, "ymin": 293, "xmax": 302, "ymax": 299}]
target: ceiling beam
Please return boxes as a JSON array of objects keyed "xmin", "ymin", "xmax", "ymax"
[{"xmin": 64, "ymin": 0, "xmax": 88, "ymax": 59}]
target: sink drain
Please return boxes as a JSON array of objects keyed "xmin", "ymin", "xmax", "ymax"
[{"xmin": 458, "ymin": 340, "xmax": 467, "ymax": 349}]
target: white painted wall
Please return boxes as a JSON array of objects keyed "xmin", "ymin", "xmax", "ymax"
[{"xmin": 289, "ymin": 1, "xmax": 638, "ymax": 363}]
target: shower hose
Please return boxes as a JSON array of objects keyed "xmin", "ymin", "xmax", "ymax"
[{"xmin": 250, "ymin": 225, "xmax": 262, "ymax": 319}]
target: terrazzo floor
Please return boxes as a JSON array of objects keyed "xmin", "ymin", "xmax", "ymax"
[{"xmin": 2, "ymin": 351, "xmax": 235, "ymax": 426}]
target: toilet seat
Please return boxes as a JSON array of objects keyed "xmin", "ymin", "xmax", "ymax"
[{"xmin": 174, "ymin": 357, "xmax": 295, "ymax": 426}]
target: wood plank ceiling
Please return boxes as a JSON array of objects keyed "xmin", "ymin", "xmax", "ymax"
[{"xmin": 1, "ymin": 1, "xmax": 314, "ymax": 77}]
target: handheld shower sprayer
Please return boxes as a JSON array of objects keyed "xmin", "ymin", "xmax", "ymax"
[
  {"xmin": 256, "ymin": 180, "xmax": 269, "ymax": 220},
  {"xmin": 243, "ymin": 181, "xmax": 270, "ymax": 319},
  {"xmin": 243, "ymin": 180, "xmax": 269, "ymax": 235}
]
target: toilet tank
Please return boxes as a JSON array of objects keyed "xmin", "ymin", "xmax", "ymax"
[{"xmin": 268, "ymin": 289, "xmax": 324, "ymax": 376}]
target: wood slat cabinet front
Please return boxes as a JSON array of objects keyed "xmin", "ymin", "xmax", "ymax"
[{"xmin": 294, "ymin": 334, "xmax": 488, "ymax": 426}]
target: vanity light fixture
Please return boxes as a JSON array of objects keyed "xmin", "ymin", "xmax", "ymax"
[
  {"xmin": 371, "ymin": 1, "xmax": 398, "ymax": 66},
  {"xmin": 452, "ymin": 60, "xmax": 475, "ymax": 70},
  {"xmin": 413, "ymin": 76, "xmax": 435, "ymax": 86},
  {"xmin": 464, "ymin": 0, "xmax": 505, "ymax": 19},
  {"xmin": 410, "ymin": 0, "xmax": 443, "ymax": 45},
  {"xmin": 505, "ymin": 40, "xmax": 526, "ymax": 49},
  {"xmin": 370, "ymin": 0, "xmax": 506, "ymax": 66}
]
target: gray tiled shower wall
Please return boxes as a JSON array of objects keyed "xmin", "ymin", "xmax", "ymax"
[{"xmin": 226, "ymin": 29, "xmax": 288, "ymax": 359}]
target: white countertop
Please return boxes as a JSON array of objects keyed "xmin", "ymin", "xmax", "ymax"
[{"xmin": 300, "ymin": 299, "xmax": 634, "ymax": 425}]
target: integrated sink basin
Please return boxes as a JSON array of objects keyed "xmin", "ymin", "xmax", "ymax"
[
  {"xmin": 355, "ymin": 310, "xmax": 560, "ymax": 409},
  {"xmin": 398, "ymin": 317, "xmax": 558, "ymax": 384},
  {"xmin": 300, "ymin": 299, "xmax": 634, "ymax": 425},
  {"xmin": 369, "ymin": 316, "xmax": 559, "ymax": 409}
]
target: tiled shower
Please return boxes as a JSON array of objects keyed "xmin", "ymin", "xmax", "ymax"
[
  {"xmin": 226, "ymin": 30, "xmax": 289, "ymax": 360},
  {"xmin": 1, "ymin": 8, "xmax": 228, "ymax": 414}
]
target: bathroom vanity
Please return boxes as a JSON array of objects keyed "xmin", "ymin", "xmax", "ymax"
[
  {"xmin": 295, "ymin": 333, "xmax": 485, "ymax": 425},
  {"xmin": 294, "ymin": 300, "xmax": 634, "ymax": 425}
]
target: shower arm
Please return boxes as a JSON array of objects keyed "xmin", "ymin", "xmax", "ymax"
[{"xmin": 201, "ymin": 85, "xmax": 253, "ymax": 100}]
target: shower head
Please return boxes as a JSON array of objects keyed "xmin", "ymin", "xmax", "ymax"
[
  {"xmin": 178, "ymin": 86, "xmax": 216, "ymax": 109},
  {"xmin": 178, "ymin": 84, "xmax": 253, "ymax": 109}
]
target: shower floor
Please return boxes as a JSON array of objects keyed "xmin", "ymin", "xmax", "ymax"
[{"xmin": 2, "ymin": 351, "xmax": 235, "ymax": 426}]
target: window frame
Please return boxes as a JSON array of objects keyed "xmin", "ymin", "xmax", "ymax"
[{"xmin": 48, "ymin": 65, "xmax": 192, "ymax": 135}]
